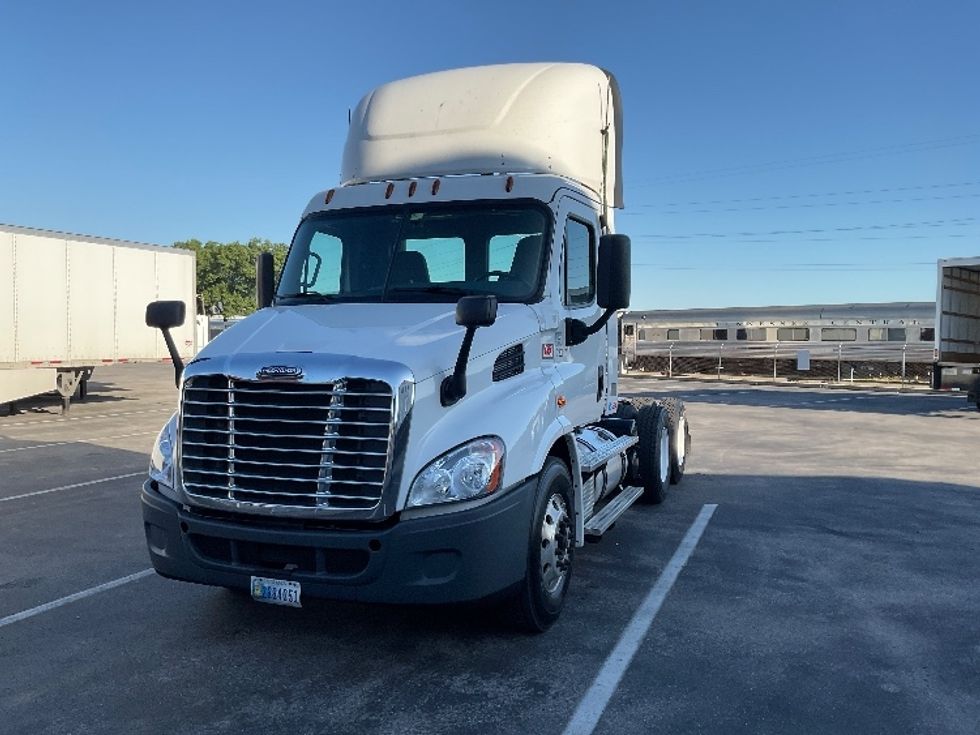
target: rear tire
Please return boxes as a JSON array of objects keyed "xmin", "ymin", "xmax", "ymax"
[
  {"xmin": 660, "ymin": 398, "xmax": 691, "ymax": 484},
  {"xmin": 635, "ymin": 403, "xmax": 670, "ymax": 503},
  {"xmin": 506, "ymin": 457, "xmax": 574, "ymax": 633}
]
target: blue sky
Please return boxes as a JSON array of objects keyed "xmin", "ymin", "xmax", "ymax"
[{"xmin": 1, "ymin": 1, "xmax": 978, "ymax": 309}]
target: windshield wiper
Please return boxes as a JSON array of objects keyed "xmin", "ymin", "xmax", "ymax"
[
  {"xmin": 385, "ymin": 285, "xmax": 475, "ymax": 297},
  {"xmin": 276, "ymin": 291, "xmax": 337, "ymax": 302}
]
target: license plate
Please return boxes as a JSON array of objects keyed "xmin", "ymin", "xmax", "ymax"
[{"xmin": 250, "ymin": 576, "xmax": 301, "ymax": 608}]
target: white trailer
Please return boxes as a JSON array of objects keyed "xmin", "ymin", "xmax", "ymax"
[
  {"xmin": 0, "ymin": 224, "xmax": 201, "ymax": 412},
  {"xmin": 935, "ymin": 256, "xmax": 980, "ymax": 409}
]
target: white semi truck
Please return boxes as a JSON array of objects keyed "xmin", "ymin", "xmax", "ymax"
[
  {"xmin": 142, "ymin": 63, "xmax": 691, "ymax": 631},
  {"xmin": 0, "ymin": 224, "xmax": 203, "ymax": 413},
  {"xmin": 935, "ymin": 256, "xmax": 980, "ymax": 409}
]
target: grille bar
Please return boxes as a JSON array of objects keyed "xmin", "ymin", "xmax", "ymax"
[
  {"xmin": 180, "ymin": 375, "xmax": 394, "ymax": 510},
  {"xmin": 181, "ymin": 440, "xmax": 386, "ymax": 456},
  {"xmin": 184, "ymin": 400, "xmax": 390, "ymax": 412}
]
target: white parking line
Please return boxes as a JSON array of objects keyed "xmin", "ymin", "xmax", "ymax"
[
  {"xmin": 0, "ymin": 431, "xmax": 156, "ymax": 454},
  {"xmin": 562, "ymin": 503, "xmax": 718, "ymax": 735},
  {"xmin": 0, "ymin": 569, "xmax": 155, "ymax": 629},
  {"xmin": 0, "ymin": 407, "xmax": 171, "ymax": 430},
  {"xmin": 0, "ymin": 472, "xmax": 144, "ymax": 503}
]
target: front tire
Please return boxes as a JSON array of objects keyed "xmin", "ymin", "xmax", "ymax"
[{"xmin": 507, "ymin": 457, "xmax": 574, "ymax": 633}]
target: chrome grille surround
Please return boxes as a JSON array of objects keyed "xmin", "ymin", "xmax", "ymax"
[{"xmin": 176, "ymin": 353, "xmax": 414, "ymax": 520}]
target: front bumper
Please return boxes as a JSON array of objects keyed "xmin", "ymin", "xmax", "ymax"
[{"xmin": 141, "ymin": 477, "xmax": 536, "ymax": 604}]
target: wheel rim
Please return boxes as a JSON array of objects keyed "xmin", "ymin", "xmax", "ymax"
[
  {"xmin": 659, "ymin": 429, "xmax": 670, "ymax": 484},
  {"xmin": 675, "ymin": 416, "xmax": 687, "ymax": 466},
  {"xmin": 540, "ymin": 493, "xmax": 571, "ymax": 598}
]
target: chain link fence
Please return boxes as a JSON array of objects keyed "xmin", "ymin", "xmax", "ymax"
[{"xmin": 625, "ymin": 341, "xmax": 933, "ymax": 386}]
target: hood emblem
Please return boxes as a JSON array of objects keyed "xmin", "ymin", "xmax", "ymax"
[{"xmin": 256, "ymin": 365, "xmax": 304, "ymax": 381}]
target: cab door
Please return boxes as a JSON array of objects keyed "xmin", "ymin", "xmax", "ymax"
[{"xmin": 555, "ymin": 196, "xmax": 606, "ymax": 427}]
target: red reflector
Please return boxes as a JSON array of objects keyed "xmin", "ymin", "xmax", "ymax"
[
  {"xmin": 431, "ymin": 179, "xmax": 441, "ymax": 195},
  {"xmin": 385, "ymin": 183, "xmax": 394, "ymax": 199},
  {"xmin": 505, "ymin": 176, "xmax": 514, "ymax": 192},
  {"xmin": 325, "ymin": 189, "xmax": 335, "ymax": 204},
  {"xmin": 408, "ymin": 181, "xmax": 418, "ymax": 197}
]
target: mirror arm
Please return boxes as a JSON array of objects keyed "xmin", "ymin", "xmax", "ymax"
[
  {"xmin": 158, "ymin": 327, "xmax": 185, "ymax": 388},
  {"xmin": 565, "ymin": 308, "xmax": 617, "ymax": 347},
  {"xmin": 441, "ymin": 326, "xmax": 478, "ymax": 407}
]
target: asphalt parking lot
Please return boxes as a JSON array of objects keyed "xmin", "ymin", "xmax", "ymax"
[{"xmin": 1, "ymin": 365, "xmax": 978, "ymax": 734}]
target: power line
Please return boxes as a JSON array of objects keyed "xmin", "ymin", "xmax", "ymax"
[
  {"xmin": 637, "ymin": 179, "xmax": 980, "ymax": 209},
  {"xmin": 638, "ymin": 233, "xmax": 976, "ymax": 245},
  {"xmin": 626, "ymin": 191, "xmax": 980, "ymax": 216},
  {"xmin": 636, "ymin": 217, "xmax": 976, "ymax": 240},
  {"xmin": 633, "ymin": 133, "xmax": 980, "ymax": 187},
  {"xmin": 633, "ymin": 264, "xmax": 935, "ymax": 272}
]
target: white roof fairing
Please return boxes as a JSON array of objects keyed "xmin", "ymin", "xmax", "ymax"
[{"xmin": 341, "ymin": 63, "xmax": 623, "ymax": 208}]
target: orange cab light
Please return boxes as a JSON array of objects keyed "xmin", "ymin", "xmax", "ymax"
[{"xmin": 557, "ymin": 395, "xmax": 567, "ymax": 408}]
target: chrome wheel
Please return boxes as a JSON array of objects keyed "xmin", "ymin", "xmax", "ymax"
[
  {"xmin": 540, "ymin": 492, "xmax": 572, "ymax": 598},
  {"xmin": 659, "ymin": 428, "xmax": 670, "ymax": 485},
  {"xmin": 675, "ymin": 415, "xmax": 687, "ymax": 466}
]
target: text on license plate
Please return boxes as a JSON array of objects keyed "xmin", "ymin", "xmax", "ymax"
[{"xmin": 250, "ymin": 576, "xmax": 301, "ymax": 607}]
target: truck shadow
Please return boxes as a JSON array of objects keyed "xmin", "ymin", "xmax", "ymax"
[{"xmin": 624, "ymin": 381, "xmax": 977, "ymax": 417}]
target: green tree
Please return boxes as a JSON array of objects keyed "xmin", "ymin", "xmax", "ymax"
[{"xmin": 174, "ymin": 238, "xmax": 288, "ymax": 316}]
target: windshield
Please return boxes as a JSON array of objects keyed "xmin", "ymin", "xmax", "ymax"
[{"xmin": 276, "ymin": 202, "xmax": 550, "ymax": 304}]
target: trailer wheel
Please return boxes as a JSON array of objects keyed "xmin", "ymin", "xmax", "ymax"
[
  {"xmin": 636, "ymin": 403, "xmax": 670, "ymax": 503},
  {"xmin": 660, "ymin": 398, "xmax": 691, "ymax": 484},
  {"xmin": 507, "ymin": 457, "xmax": 574, "ymax": 633}
]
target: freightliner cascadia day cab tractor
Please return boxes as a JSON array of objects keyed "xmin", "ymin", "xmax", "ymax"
[{"xmin": 142, "ymin": 63, "xmax": 692, "ymax": 632}]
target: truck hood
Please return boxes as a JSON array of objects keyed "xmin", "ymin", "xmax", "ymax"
[{"xmin": 197, "ymin": 303, "xmax": 542, "ymax": 382}]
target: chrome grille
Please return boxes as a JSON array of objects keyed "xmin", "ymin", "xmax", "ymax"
[{"xmin": 180, "ymin": 375, "xmax": 393, "ymax": 510}]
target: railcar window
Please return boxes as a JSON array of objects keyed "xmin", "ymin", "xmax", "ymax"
[
  {"xmin": 667, "ymin": 329, "xmax": 680, "ymax": 341},
  {"xmin": 870, "ymin": 327, "xmax": 907, "ymax": 342},
  {"xmin": 919, "ymin": 327, "xmax": 935, "ymax": 342},
  {"xmin": 821, "ymin": 328, "xmax": 857, "ymax": 342},
  {"xmin": 700, "ymin": 328, "xmax": 728, "ymax": 341},
  {"xmin": 623, "ymin": 324, "xmax": 635, "ymax": 336},
  {"xmin": 736, "ymin": 328, "xmax": 767, "ymax": 341},
  {"xmin": 776, "ymin": 327, "xmax": 810, "ymax": 341}
]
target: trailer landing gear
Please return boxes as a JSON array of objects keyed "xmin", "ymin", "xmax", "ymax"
[{"xmin": 56, "ymin": 369, "xmax": 92, "ymax": 414}]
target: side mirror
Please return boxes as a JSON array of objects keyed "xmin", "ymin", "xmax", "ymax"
[
  {"xmin": 145, "ymin": 300, "xmax": 186, "ymax": 329},
  {"xmin": 442, "ymin": 295, "xmax": 498, "ymax": 406},
  {"xmin": 256, "ymin": 252, "xmax": 275, "ymax": 309},
  {"xmin": 597, "ymin": 234, "xmax": 631, "ymax": 310},
  {"xmin": 456, "ymin": 294, "xmax": 498, "ymax": 328},
  {"xmin": 145, "ymin": 300, "xmax": 187, "ymax": 387}
]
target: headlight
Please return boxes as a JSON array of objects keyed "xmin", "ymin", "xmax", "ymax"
[
  {"xmin": 149, "ymin": 413, "xmax": 177, "ymax": 490},
  {"xmin": 407, "ymin": 437, "xmax": 505, "ymax": 509}
]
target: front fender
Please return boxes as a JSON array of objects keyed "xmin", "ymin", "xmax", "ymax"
[{"xmin": 396, "ymin": 362, "xmax": 564, "ymax": 510}]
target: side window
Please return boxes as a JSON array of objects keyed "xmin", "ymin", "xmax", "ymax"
[
  {"xmin": 304, "ymin": 232, "xmax": 342, "ymax": 293},
  {"xmin": 563, "ymin": 218, "xmax": 595, "ymax": 307}
]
